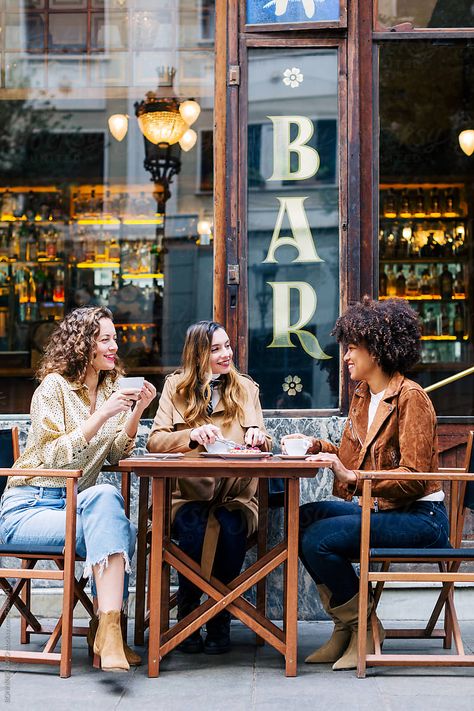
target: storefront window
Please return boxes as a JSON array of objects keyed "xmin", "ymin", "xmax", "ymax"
[
  {"xmin": 378, "ymin": 40, "xmax": 474, "ymax": 416},
  {"xmin": 377, "ymin": 1, "xmax": 474, "ymax": 29},
  {"xmin": 247, "ymin": 48, "xmax": 340, "ymax": 411},
  {"xmin": 0, "ymin": 0, "xmax": 215, "ymax": 413},
  {"xmin": 246, "ymin": 0, "xmax": 340, "ymax": 25}
]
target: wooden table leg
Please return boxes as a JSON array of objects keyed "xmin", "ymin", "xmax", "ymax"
[
  {"xmin": 357, "ymin": 479, "xmax": 371, "ymax": 679},
  {"xmin": 284, "ymin": 477, "xmax": 299, "ymax": 677},
  {"xmin": 256, "ymin": 479, "xmax": 268, "ymax": 646},
  {"xmin": 148, "ymin": 476, "xmax": 165, "ymax": 677},
  {"xmin": 161, "ymin": 479, "xmax": 172, "ymax": 635},
  {"xmin": 134, "ymin": 475, "xmax": 149, "ymax": 646}
]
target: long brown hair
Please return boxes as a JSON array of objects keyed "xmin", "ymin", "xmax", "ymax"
[
  {"xmin": 176, "ymin": 321, "xmax": 246, "ymax": 426},
  {"xmin": 36, "ymin": 306, "xmax": 124, "ymax": 384}
]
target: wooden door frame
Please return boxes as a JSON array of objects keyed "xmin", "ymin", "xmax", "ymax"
[{"xmin": 214, "ymin": 1, "xmax": 375, "ymax": 416}]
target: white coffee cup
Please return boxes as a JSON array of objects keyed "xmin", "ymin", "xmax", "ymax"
[
  {"xmin": 284, "ymin": 438, "xmax": 311, "ymax": 456},
  {"xmin": 118, "ymin": 376, "xmax": 144, "ymax": 390}
]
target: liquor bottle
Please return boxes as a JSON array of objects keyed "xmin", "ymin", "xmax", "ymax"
[
  {"xmin": 429, "ymin": 188, "xmax": 441, "ymax": 217},
  {"xmin": 420, "ymin": 232, "xmax": 441, "ymax": 257},
  {"xmin": 378, "ymin": 229, "xmax": 386, "ymax": 259},
  {"xmin": 46, "ymin": 228, "xmax": 57, "ymax": 259},
  {"xmin": 386, "ymin": 266, "xmax": 397, "ymax": 297},
  {"xmin": 8, "ymin": 224, "xmax": 21, "ymax": 260},
  {"xmin": 414, "ymin": 188, "xmax": 426, "ymax": 217},
  {"xmin": 443, "ymin": 230, "xmax": 454, "ymax": 257},
  {"xmin": 424, "ymin": 307, "xmax": 436, "ymax": 336},
  {"xmin": 53, "ymin": 269, "xmax": 65, "ymax": 303},
  {"xmin": 13, "ymin": 192, "xmax": 25, "ymax": 219},
  {"xmin": 102, "ymin": 189, "xmax": 113, "ymax": 219},
  {"xmin": 26, "ymin": 226, "xmax": 37, "ymax": 262},
  {"xmin": 419, "ymin": 269, "xmax": 431, "ymax": 295},
  {"xmin": 24, "ymin": 190, "xmax": 37, "ymax": 222},
  {"xmin": 453, "ymin": 266, "xmax": 465, "ymax": 296},
  {"xmin": 36, "ymin": 228, "xmax": 47, "ymax": 259},
  {"xmin": 108, "ymin": 238, "xmax": 120, "ymax": 262},
  {"xmin": 454, "ymin": 304, "xmax": 464, "ymax": 340},
  {"xmin": 406, "ymin": 267, "xmax": 419, "ymax": 296},
  {"xmin": 444, "ymin": 188, "xmax": 458, "ymax": 217},
  {"xmin": 439, "ymin": 265, "xmax": 453, "ymax": 300},
  {"xmin": 1, "ymin": 188, "xmax": 16, "ymax": 219},
  {"xmin": 383, "ymin": 189, "xmax": 397, "ymax": 218},
  {"xmin": 429, "ymin": 264, "xmax": 439, "ymax": 296},
  {"xmin": 396, "ymin": 266, "xmax": 406, "ymax": 296},
  {"xmin": 385, "ymin": 231, "xmax": 396, "ymax": 258},
  {"xmin": 399, "ymin": 189, "xmax": 411, "ymax": 217},
  {"xmin": 441, "ymin": 305, "xmax": 451, "ymax": 336}
]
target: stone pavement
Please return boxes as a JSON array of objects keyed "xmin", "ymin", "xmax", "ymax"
[{"xmin": 1, "ymin": 620, "xmax": 474, "ymax": 711}]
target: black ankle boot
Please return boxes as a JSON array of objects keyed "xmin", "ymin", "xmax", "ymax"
[
  {"xmin": 204, "ymin": 611, "xmax": 231, "ymax": 655},
  {"xmin": 177, "ymin": 594, "xmax": 203, "ymax": 654}
]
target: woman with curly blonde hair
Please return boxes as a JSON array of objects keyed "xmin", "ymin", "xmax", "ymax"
[
  {"xmin": 147, "ymin": 320, "xmax": 271, "ymax": 654},
  {"xmin": 0, "ymin": 306, "xmax": 156, "ymax": 672}
]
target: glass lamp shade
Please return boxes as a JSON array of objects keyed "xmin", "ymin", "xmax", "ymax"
[
  {"xmin": 459, "ymin": 129, "xmax": 474, "ymax": 156},
  {"xmin": 108, "ymin": 114, "xmax": 128, "ymax": 141},
  {"xmin": 179, "ymin": 128, "xmax": 197, "ymax": 152},
  {"xmin": 138, "ymin": 110, "xmax": 188, "ymax": 145},
  {"xmin": 197, "ymin": 219, "xmax": 212, "ymax": 235},
  {"xmin": 179, "ymin": 100, "xmax": 201, "ymax": 126}
]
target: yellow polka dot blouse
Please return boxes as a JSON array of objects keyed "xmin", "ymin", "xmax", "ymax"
[{"xmin": 7, "ymin": 373, "xmax": 135, "ymax": 491}]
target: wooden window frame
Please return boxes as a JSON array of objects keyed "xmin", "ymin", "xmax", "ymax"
[{"xmin": 242, "ymin": 0, "xmax": 347, "ymax": 33}]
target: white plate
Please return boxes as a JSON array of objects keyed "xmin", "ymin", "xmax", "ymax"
[
  {"xmin": 276, "ymin": 454, "xmax": 311, "ymax": 460},
  {"xmin": 200, "ymin": 452, "xmax": 272, "ymax": 460},
  {"xmin": 133, "ymin": 453, "xmax": 184, "ymax": 460}
]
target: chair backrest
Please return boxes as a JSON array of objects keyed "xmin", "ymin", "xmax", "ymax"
[
  {"xmin": 463, "ymin": 431, "xmax": 474, "ymax": 511},
  {"xmin": 0, "ymin": 427, "xmax": 19, "ymax": 497}
]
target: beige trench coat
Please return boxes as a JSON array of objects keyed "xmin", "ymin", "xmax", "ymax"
[{"xmin": 147, "ymin": 372, "xmax": 272, "ymax": 577}]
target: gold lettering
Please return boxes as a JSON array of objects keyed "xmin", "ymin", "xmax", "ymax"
[
  {"xmin": 263, "ymin": 197, "xmax": 323, "ymax": 264},
  {"xmin": 267, "ymin": 281, "xmax": 331, "ymax": 360},
  {"xmin": 267, "ymin": 116, "xmax": 320, "ymax": 181}
]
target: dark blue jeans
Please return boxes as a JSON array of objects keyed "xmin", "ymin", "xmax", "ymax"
[
  {"xmin": 172, "ymin": 501, "xmax": 248, "ymax": 610},
  {"xmin": 299, "ymin": 499, "xmax": 450, "ymax": 606}
]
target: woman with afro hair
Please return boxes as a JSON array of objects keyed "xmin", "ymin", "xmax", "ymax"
[{"xmin": 281, "ymin": 297, "xmax": 450, "ymax": 671}]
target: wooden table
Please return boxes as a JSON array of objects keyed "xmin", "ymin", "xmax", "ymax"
[{"xmin": 118, "ymin": 456, "xmax": 328, "ymax": 677}]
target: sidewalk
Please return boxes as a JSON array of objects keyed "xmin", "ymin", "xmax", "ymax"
[{"xmin": 1, "ymin": 620, "xmax": 474, "ymax": 711}]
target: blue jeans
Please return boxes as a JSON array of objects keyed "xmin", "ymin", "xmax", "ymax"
[
  {"xmin": 172, "ymin": 501, "xmax": 248, "ymax": 610},
  {"xmin": 299, "ymin": 499, "xmax": 450, "ymax": 606},
  {"xmin": 0, "ymin": 483, "xmax": 136, "ymax": 599}
]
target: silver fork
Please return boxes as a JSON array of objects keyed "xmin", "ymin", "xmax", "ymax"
[{"xmin": 215, "ymin": 437, "xmax": 238, "ymax": 448}]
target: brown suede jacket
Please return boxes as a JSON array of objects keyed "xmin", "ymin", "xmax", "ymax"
[{"xmin": 309, "ymin": 372, "xmax": 441, "ymax": 510}]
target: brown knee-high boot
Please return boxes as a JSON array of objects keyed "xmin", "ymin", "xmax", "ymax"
[
  {"xmin": 305, "ymin": 585, "xmax": 352, "ymax": 664},
  {"xmin": 93, "ymin": 610, "xmax": 130, "ymax": 672}
]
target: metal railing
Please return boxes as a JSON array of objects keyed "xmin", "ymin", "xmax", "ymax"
[{"xmin": 424, "ymin": 364, "xmax": 474, "ymax": 394}]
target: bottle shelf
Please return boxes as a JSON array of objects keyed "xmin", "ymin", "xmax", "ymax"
[
  {"xmin": 379, "ymin": 295, "xmax": 466, "ymax": 301},
  {"xmin": 421, "ymin": 335, "xmax": 469, "ymax": 341},
  {"xmin": 381, "ymin": 216, "xmax": 466, "ymax": 222},
  {"xmin": 380, "ymin": 258, "xmax": 467, "ymax": 264}
]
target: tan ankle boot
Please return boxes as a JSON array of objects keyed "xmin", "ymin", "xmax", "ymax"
[
  {"xmin": 305, "ymin": 585, "xmax": 352, "ymax": 664},
  {"xmin": 329, "ymin": 593, "xmax": 385, "ymax": 671},
  {"xmin": 88, "ymin": 613, "xmax": 141, "ymax": 666},
  {"xmin": 93, "ymin": 610, "xmax": 130, "ymax": 672}
]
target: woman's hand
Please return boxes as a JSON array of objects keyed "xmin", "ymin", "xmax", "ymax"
[
  {"xmin": 190, "ymin": 424, "xmax": 223, "ymax": 446},
  {"xmin": 306, "ymin": 452, "xmax": 357, "ymax": 485},
  {"xmin": 134, "ymin": 380, "xmax": 157, "ymax": 414},
  {"xmin": 99, "ymin": 389, "xmax": 140, "ymax": 419},
  {"xmin": 245, "ymin": 427, "xmax": 267, "ymax": 448},
  {"xmin": 281, "ymin": 433, "xmax": 317, "ymax": 454}
]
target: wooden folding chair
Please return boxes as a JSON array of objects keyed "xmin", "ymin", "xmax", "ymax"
[
  {"xmin": 0, "ymin": 427, "xmax": 90, "ymax": 677},
  {"xmin": 357, "ymin": 431, "xmax": 474, "ymax": 676}
]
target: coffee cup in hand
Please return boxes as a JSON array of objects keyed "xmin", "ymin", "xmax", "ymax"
[{"xmin": 284, "ymin": 438, "xmax": 311, "ymax": 456}]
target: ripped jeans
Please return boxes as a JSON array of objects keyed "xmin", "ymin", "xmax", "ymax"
[{"xmin": 0, "ymin": 483, "xmax": 136, "ymax": 600}]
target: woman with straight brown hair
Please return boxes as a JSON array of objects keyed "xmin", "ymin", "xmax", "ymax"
[{"xmin": 147, "ymin": 320, "xmax": 271, "ymax": 654}]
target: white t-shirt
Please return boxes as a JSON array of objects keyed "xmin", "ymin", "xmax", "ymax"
[{"xmin": 367, "ymin": 388, "xmax": 444, "ymax": 503}]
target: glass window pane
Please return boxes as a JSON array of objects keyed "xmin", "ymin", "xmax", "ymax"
[
  {"xmin": 378, "ymin": 0, "xmax": 474, "ymax": 29},
  {"xmin": 247, "ymin": 48, "xmax": 340, "ymax": 410},
  {"xmin": 247, "ymin": 0, "xmax": 340, "ymax": 25},
  {"xmin": 378, "ymin": 41, "xmax": 474, "ymax": 416},
  {"xmin": 0, "ymin": 1, "xmax": 215, "ymax": 414}
]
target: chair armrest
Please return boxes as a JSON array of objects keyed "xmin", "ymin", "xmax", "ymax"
[
  {"xmin": 358, "ymin": 471, "xmax": 471, "ymax": 481},
  {"xmin": 0, "ymin": 468, "xmax": 82, "ymax": 479}
]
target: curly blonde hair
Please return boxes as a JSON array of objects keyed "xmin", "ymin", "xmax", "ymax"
[
  {"xmin": 176, "ymin": 321, "xmax": 246, "ymax": 427},
  {"xmin": 36, "ymin": 306, "xmax": 124, "ymax": 384}
]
